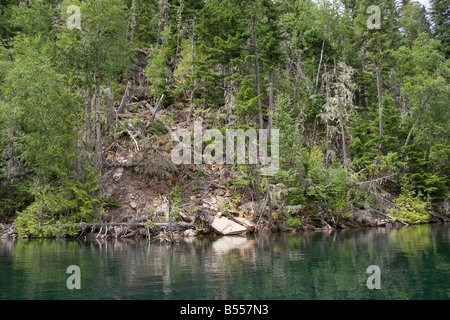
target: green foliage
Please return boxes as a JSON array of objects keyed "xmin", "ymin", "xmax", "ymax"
[
  {"xmin": 305, "ymin": 146, "xmax": 351, "ymax": 218},
  {"xmin": 146, "ymin": 119, "xmax": 168, "ymax": 136},
  {"xmin": 280, "ymin": 189, "xmax": 306, "ymax": 206},
  {"xmin": 169, "ymin": 185, "xmax": 183, "ymax": 207},
  {"xmin": 106, "ymin": 195, "xmax": 120, "ymax": 209},
  {"xmin": 219, "ymin": 199, "xmax": 232, "ymax": 216},
  {"xmin": 0, "ymin": 181, "xmax": 33, "ymax": 217},
  {"xmin": 284, "ymin": 213, "xmax": 302, "ymax": 229},
  {"xmin": 388, "ymin": 183, "xmax": 430, "ymax": 224},
  {"xmin": 274, "ymin": 93, "xmax": 302, "ymax": 171},
  {"xmin": 14, "ymin": 168, "xmax": 101, "ymax": 238},
  {"xmin": 144, "ymin": 45, "xmax": 170, "ymax": 98},
  {"xmin": 230, "ymin": 178, "xmax": 251, "ymax": 189},
  {"xmin": 0, "ymin": 0, "xmax": 448, "ymax": 235},
  {"xmin": 429, "ymin": 0, "xmax": 450, "ymax": 57},
  {"xmin": 236, "ymin": 75, "xmax": 259, "ymax": 119}
]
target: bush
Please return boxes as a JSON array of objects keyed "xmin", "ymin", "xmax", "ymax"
[
  {"xmin": 14, "ymin": 170, "xmax": 101, "ymax": 238},
  {"xmin": 146, "ymin": 119, "xmax": 168, "ymax": 136},
  {"xmin": 387, "ymin": 190, "xmax": 429, "ymax": 224},
  {"xmin": 284, "ymin": 214, "xmax": 302, "ymax": 228}
]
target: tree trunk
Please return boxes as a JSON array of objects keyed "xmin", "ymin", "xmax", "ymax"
[
  {"xmin": 106, "ymin": 86, "xmax": 114, "ymax": 129},
  {"xmin": 376, "ymin": 61, "xmax": 383, "ymax": 137},
  {"xmin": 127, "ymin": 0, "xmax": 137, "ymax": 41},
  {"xmin": 188, "ymin": 24, "xmax": 195, "ymax": 124},
  {"xmin": 86, "ymin": 88, "xmax": 93, "ymax": 136},
  {"xmin": 364, "ymin": 85, "xmax": 369, "ymax": 109},
  {"xmin": 333, "ymin": 58, "xmax": 348, "ymax": 168},
  {"xmin": 402, "ymin": 116, "xmax": 420, "ymax": 158},
  {"xmin": 325, "ymin": 65, "xmax": 331, "ymax": 169},
  {"xmin": 175, "ymin": 0, "xmax": 184, "ymax": 65},
  {"xmin": 315, "ymin": 26, "xmax": 327, "ymax": 93},
  {"xmin": 268, "ymin": 69, "xmax": 274, "ymax": 136},
  {"xmin": 425, "ymin": 129, "xmax": 432, "ymax": 161},
  {"xmin": 162, "ymin": 0, "xmax": 169, "ymax": 51},
  {"xmin": 157, "ymin": 0, "xmax": 165, "ymax": 46},
  {"xmin": 252, "ymin": 16, "xmax": 263, "ymax": 130},
  {"xmin": 95, "ymin": 87, "xmax": 102, "ymax": 169},
  {"xmin": 118, "ymin": 81, "xmax": 130, "ymax": 114}
]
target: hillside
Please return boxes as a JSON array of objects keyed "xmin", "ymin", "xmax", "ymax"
[{"xmin": 0, "ymin": 0, "xmax": 449, "ymax": 239}]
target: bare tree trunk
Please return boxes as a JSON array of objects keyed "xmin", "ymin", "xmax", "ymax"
[
  {"xmin": 325, "ymin": 65, "xmax": 331, "ymax": 169},
  {"xmin": 164, "ymin": 0, "xmax": 169, "ymax": 28},
  {"xmin": 334, "ymin": 58, "xmax": 348, "ymax": 168},
  {"xmin": 188, "ymin": 23, "xmax": 195, "ymax": 124},
  {"xmin": 157, "ymin": 0, "xmax": 165, "ymax": 46},
  {"xmin": 267, "ymin": 179, "xmax": 273, "ymax": 230},
  {"xmin": 162, "ymin": 0, "xmax": 169, "ymax": 51},
  {"xmin": 118, "ymin": 81, "xmax": 130, "ymax": 114},
  {"xmin": 40, "ymin": 179, "xmax": 45, "ymax": 227},
  {"xmin": 268, "ymin": 70, "xmax": 274, "ymax": 136},
  {"xmin": 402, "ymin": 116, "xmax": 420, "ymax": 158},
  {"xmin": 86, "ymin": 88, "xmax": 93, "ymax": 135},
  {"xmin": 425, "ymin": 129, "xmax": 432, "ymax": 161},
  {"xmin": 364, "ymin": 85, "xmax": 369, "ymax": 109},
  {"xmin": 315, "ymin": 26, "xmax": 327, "ymax": 93},
  {"xmin": 252, "ymin": 16, "xmax": 263, "ymax": 130},
  {"xmin": 175, "ymin": 0, "xmax": 184, "ymax": 65},
  {"xmin": 106, "ymin": 87, "xmax": 114, "ymax": 129},
  {"xmin": 95, "ymin": 87, "xmax": 102, "ymax": 169},
  {"xmin": 127, "ymin": 0, "xmax": 137, "ymax": 41},
  {"xmin": 376, "ymin": 61, "xmax": 383, "ymax": 137},
  {"xmin": 145, "ymin": 94, "xmax": 164, "ymax": 128}
]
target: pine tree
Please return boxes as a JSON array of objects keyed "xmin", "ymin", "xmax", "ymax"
[
  {"xmin": 429, "ymin": 0, "xmax": 450, "ymax": 57},
  {"xmin": 400, "ymin": 1, "xmax": 432, "ymax": 46},
  {"xmin": 60, "ymin": 0, "xmax": 132, "ymax": 169}
]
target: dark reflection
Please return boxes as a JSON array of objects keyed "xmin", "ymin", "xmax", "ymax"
[{"xmin": 1, "ymin": 224, "xmax": 449, "ymax": 300}]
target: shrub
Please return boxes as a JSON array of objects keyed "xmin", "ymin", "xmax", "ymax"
[
  {"xmin": 284, "ymin": 214, "xmax": 302, "ymax": 228},
  {"xmin": 146, "ymin": 119, "xmax": 168, "ymax": 136},
  {"xmin": 387, "ymin": 190, "xmax": 429, "ymax": 224}
]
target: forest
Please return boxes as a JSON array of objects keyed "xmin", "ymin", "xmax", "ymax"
[{"xmin": 0, "ymin": 0, "xmax": 448, "ymax": 238}]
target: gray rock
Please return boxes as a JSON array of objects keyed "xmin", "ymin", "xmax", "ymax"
[{"xmin": 210, "ymin": 216, "xmax": 247, "ymax": 235}]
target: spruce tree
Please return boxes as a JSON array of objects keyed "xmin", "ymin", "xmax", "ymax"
[{"xmin": 429, "ymin": 0, "xmax": 450, "ymax": 57}]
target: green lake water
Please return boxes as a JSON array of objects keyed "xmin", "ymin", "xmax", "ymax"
[{"xmin": 1, "ymin": 223, "xmax": 449, "ymax": 300}]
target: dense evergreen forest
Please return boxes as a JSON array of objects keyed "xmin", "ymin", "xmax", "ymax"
[{"xmin": 0, "ymin": 0, "xmax": 448, "ymax": 238}]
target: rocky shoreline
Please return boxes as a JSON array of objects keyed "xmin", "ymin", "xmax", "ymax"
[{"xmin": 1, "ymin": 201, "xmax": 448, "ymax": 240}]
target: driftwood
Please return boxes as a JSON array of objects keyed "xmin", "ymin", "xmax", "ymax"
[{"xmin": 41, "ymin": 221, "xmax": 193, "ymax": 229}]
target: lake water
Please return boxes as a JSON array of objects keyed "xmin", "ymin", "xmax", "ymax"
[{"xmin": 1, "ymin": 223, "xmax": 449, "ymax": 300}]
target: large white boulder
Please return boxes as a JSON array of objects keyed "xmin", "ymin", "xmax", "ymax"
[{"xmin": 210, "ymin": 216, "xmax": 247, "ymax": 235}]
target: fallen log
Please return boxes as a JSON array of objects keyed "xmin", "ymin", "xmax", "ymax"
[
  {"xmin": 429, "ymin": 212, "xmax": 450, "ymax": 222},
  {"xmin": 369, "ymin": 208, "xmax": 409, "ymax": 226},
  {"xmin": 39, "ymin": 221, "xmax": 194, "ymax": 229}
]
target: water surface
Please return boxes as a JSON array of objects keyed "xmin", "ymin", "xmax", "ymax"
[{"xmin": 1, "ymin": 223, "xmax": 449, "ymax": 299}]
